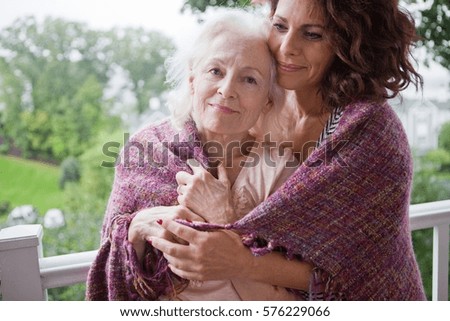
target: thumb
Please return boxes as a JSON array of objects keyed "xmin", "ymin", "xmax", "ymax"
[
  {"xmin": 181, "ymin": 206, "xmax": 206, "ymax": 222},
  {"xmin": 187, "ymin": 158, "xmax": 205, "ymax": 175},
  {"xmin": 217, "ymin": 162, "xmax": 230, "ymax": 184}
]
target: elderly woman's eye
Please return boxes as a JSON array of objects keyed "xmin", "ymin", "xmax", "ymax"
[
  {"xmin": 209, "ymin": 68, "xmax": 222, "ymax": 76},
  {"xmin": 245, "ymin": 77, "xmax": 257, "ymax": 85}
]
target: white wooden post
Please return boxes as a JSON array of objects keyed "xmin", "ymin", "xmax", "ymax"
[
  {"xmin": 0, "ymin": 224, "xmax": 46, "ymax": 300},
  {"xmin": 433, "ymin": 224, "xmax": 449, "ymax": 301},
  {"xmin": 410, "ymin": 200, "xmax": 450, "ymax": 301}
]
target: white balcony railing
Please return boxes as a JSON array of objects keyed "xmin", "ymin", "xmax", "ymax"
[{"xmin": 1, "ymin": 200, "xmax": 449, "ymax": 301}]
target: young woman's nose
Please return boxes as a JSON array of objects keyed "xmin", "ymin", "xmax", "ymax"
[
  {"xmin": 280, "ymin": 31, "xmax": 301, "ymax": 57},
  {"xmin": 217, "ymin": 75, "xmax": 237, "ymax": 98}
]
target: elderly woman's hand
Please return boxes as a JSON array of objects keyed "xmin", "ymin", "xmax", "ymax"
[
  {"xmin": 176, "ymin": 159, "xmax": 236, "ymax": 224},
  {"xmin": 128, "ymin": 205, "xmax": 205, "ymax": 264},
  {"xmin": 150, "ymin": 219, "xmax": 253, "ymax": 281}
]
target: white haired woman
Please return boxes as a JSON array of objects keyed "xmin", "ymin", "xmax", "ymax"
[{"xmin": 86, "ymin": 10, "xmax": 306, "ymax": 301}]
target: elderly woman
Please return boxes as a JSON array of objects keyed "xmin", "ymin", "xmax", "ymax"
[
  {"xmin": 86, "ymin": 10, "xmax": 303, "ymax": 300},
  {"xmin": 150, "ymin": 0, "xmax": 426, "ymax": 300}
]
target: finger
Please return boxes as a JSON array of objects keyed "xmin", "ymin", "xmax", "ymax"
[
  {"xmin": 175, "ymin": 205, "xmax": 206, "ymax": 222},
  {"xmin": 162, "ymin": 252, "xmax": 195, "ymax": 272},
  {"xmin": 177, "ymin": 194, "xmax": 187, "ymax": 207},
  {"xmin": 175, "ymin": 171, "xmax": 192, "ymax": 186},
  {"xmin": 172, "ymin": 235, "xmax": 189, "ymax": 245},
  {"xmin": 176, "ymin": 184, "xmax": 184, "ymax": 196},
  {"xmin": 217, "ymin": 162, "xmax": 230, "ymax": 184},
  {"xmin": 168, "ymin": 264, "xmax": 188, "ymax": 278},
  {"xmin": 187, "ymin": 158, "xmax": 207, "ymax": 175},
  {"xmin": 160, "ymin": 219, "xmax": 199, "ymax": 244},
  {"xmin": 154, "ymin": 228, "xmax": 188, "ymax": 245},
  {"xmin": 167, "ymin": 263, "xmax": 197, "ymax": 280},
  {"xmin": 149, "ymin": 236, "xmax": 188, "ymax": 257}
]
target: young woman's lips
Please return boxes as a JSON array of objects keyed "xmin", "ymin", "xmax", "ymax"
[
  {"xmin": 278, "ymin": 62, "xmax": 305, "ymax": 72},
  {"xmin": 210, "ymin": 104, "xmax": 238, "ymax": 114}
]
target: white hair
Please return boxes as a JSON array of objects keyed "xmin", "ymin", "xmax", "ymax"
[{"xmin": 165, "ymin": 8, "xmax": 286, "ymax": 139}]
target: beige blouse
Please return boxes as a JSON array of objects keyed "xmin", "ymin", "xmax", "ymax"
[{"xmin": 176, "ymin": 144, "xmax": 299, "ymax": 301}]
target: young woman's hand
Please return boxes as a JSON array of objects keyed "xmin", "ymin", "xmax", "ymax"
[
  {"xmin": 176, "ymin": 159, "xmax": 236, "ymax": 224},
  {"xmin": 128, "ymin": 205, "xmax": 204, "ymax": 263},
  {"xmin": 150, "ymin": 219, "xmax": 253, "ymax": 281},
  {"xmin": 151, "ymin": 219, "xmax": 313, "ymax": 291}
]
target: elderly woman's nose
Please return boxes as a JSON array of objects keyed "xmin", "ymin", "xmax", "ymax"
[
  {"xmin": 280, "ymin": 31, "xmax": 301, "ymax": 56},
  {"xmin": 217, "ymin": 77, "xmax": 237, "ymax": 98}
]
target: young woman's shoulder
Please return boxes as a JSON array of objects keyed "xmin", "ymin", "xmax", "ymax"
[
  {"xmin": 337, "ymin": 100, "xmax": 411, "ymax": 172},
  {"xmin": 340, "ymin": 100, "xmax": 405, "ymax": 135}
]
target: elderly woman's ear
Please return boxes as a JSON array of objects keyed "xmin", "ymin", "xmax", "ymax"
[
  {"xmin": 189, "ymin": 73, "xmax": 195, "ymax": 95},
  {"xmin": 263, "ymin": 97, "xmax": 273, "ymax": 114}
]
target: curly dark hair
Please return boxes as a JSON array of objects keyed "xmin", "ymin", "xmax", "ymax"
[{"xmin": 270, "ymin": 0, "xmax": 423, "ymax": 110}]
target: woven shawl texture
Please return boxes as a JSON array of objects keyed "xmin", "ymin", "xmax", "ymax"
[
  {"xmin": 86, "ymin": 120, "xmax": 209, "ymax": 300},
  {"xmin": 202, "ymin": 100, "xmax": 425, "ymax": 300},
  {"xmin": 86, "ymin": 101, "xmax": 426, "ymax": 300}
]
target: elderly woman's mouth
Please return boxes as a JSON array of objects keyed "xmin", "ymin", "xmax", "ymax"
[{"xmin": 209, "ymin": 103, "xmax": 239, "ymax": 114}]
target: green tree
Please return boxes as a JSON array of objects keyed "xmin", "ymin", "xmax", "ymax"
[
  {"xmin": 59, "ymin": 156, "xmax": 81, "ymax": 189},
  {"xmin": 181, "ymin": 0, "xmax": 251, "ymax": 14},
  {"xmin": 0, "ymin": 56, "xmax": 29, "ymax": 154},
  {"xmin": 43, "ymin": 126, "xmax": 123, "ymax": 300},
  {"xmin": 0, "ymin": 17, "xmax": 174, "ymax": 162},
  {"xmin": 48, "ymin": 75, "xmax": 105, "ymax": 159},
  {"xmin": 110, "ymin": 28, "xmax": 175, "ymax": 114},
  {"xmin": 438, "ymin": 121, "xmax": 450, "ymax": 152},
  {"xmin": 0, "ymin": 17, "xmax": 109, "ymax": 160},
  {"xmin": 412, "ymin": 0, "xmax": 450, "ymax": 69}
]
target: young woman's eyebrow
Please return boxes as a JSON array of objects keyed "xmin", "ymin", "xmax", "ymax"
[{"xmin": 273, "ymin": 14, "xmax": 325, "ymax": 29}]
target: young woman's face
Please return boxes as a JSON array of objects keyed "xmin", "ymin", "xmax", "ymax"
[
  {"xmin": 268, "ymin": 0, "xmax": 335, "ymax": 92},
  {"xmin": 190, "ymin": 33, "xmax": 272, "ymax": 138}
]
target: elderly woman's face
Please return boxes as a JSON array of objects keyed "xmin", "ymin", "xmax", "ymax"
[
  {"xmin": 190, "ymin": 33, "xmax": 272, "ymax": 138},
  {"xmin": 268, "ymin": 0, "xmax": 335, "ymax": 91}
]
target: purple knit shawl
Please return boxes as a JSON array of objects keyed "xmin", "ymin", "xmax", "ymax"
[
  {"xmin": 86, "ymin": 119, "xmax": 210, "ymax": 300},
  {"xmin": 183, "ymin": 101, "xmax": 426, "ymax": 300},
  {"xmin": 86, "ymin": 101, "xmax": 426, "ymax": 301}
]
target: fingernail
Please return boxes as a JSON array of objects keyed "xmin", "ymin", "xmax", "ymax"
[
  {"xmin": 147, "ymin": 239, "xmax": 153, "ymax": 245},
  {"xmin": 156, "ymin": 219, "xmax": 163, "ymax": 225},
  {"xmin": 188, "ymin": 159, "xmax": 199, "ymax": 167}
]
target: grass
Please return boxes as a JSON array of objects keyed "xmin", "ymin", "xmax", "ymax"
[{"xmin": 0, "ymin": 155, "xmax": 64, "ymax": 224}]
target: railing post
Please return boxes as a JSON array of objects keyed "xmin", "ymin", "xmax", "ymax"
[
  {"xmin": 433, "ymin": 224, "xmax": 449, "ymax": 301},
  {"xmin": 0, "ymin": 224, "xmax": 46, "ymax": 300}
]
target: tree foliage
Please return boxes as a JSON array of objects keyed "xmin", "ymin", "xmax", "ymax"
[
  {"xmin": 59, "ymin": 156, "xmax": 81, "ymax": 189},
  {"xmin": 0, "ymin": 17, "xmax": 174, "ymax": 162},
  {"xmin": 412, "ymin": 0, "xmax": 450, "ymax": 69},
  {"xmin": 110, "ymin": 28, "xmax": 173, "ymax": 114},
  {"xmin": 181, "ymin": 0, "xmax": 252, "ymax": 14},
  {"xmin": 438, "ymin": 121, "xmax": 450, "ymax": 152},
  {"xmin": 44, "ymin": 127, "xmax": 124, "ymax": 300}
]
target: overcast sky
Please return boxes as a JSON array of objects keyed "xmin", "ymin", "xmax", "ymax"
[
  {"xmin": 0, "ymin": 0, "xmax": 198, "ymax": 44},
  {"xmin": 1, "ymin": 0, "xmax": 448, "ymax": 101}
]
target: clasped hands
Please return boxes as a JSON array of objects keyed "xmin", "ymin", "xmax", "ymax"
[{"xmin": 128, "ymin": 159, "xmax": 250, "ymax": 282}]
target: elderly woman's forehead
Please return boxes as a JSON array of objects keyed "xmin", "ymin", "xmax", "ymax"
[
  {"xmin": 210, "ymin": 32, "xmax": 268, "ymax": 53},
  {"xmin": 201, "ymin": 36, "xmax": 270, "ymax": 64}
]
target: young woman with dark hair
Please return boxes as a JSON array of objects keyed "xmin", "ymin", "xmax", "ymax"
[{"xmin": 151, "ymin": 0, "xmax": 426, "ymax": 300}]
